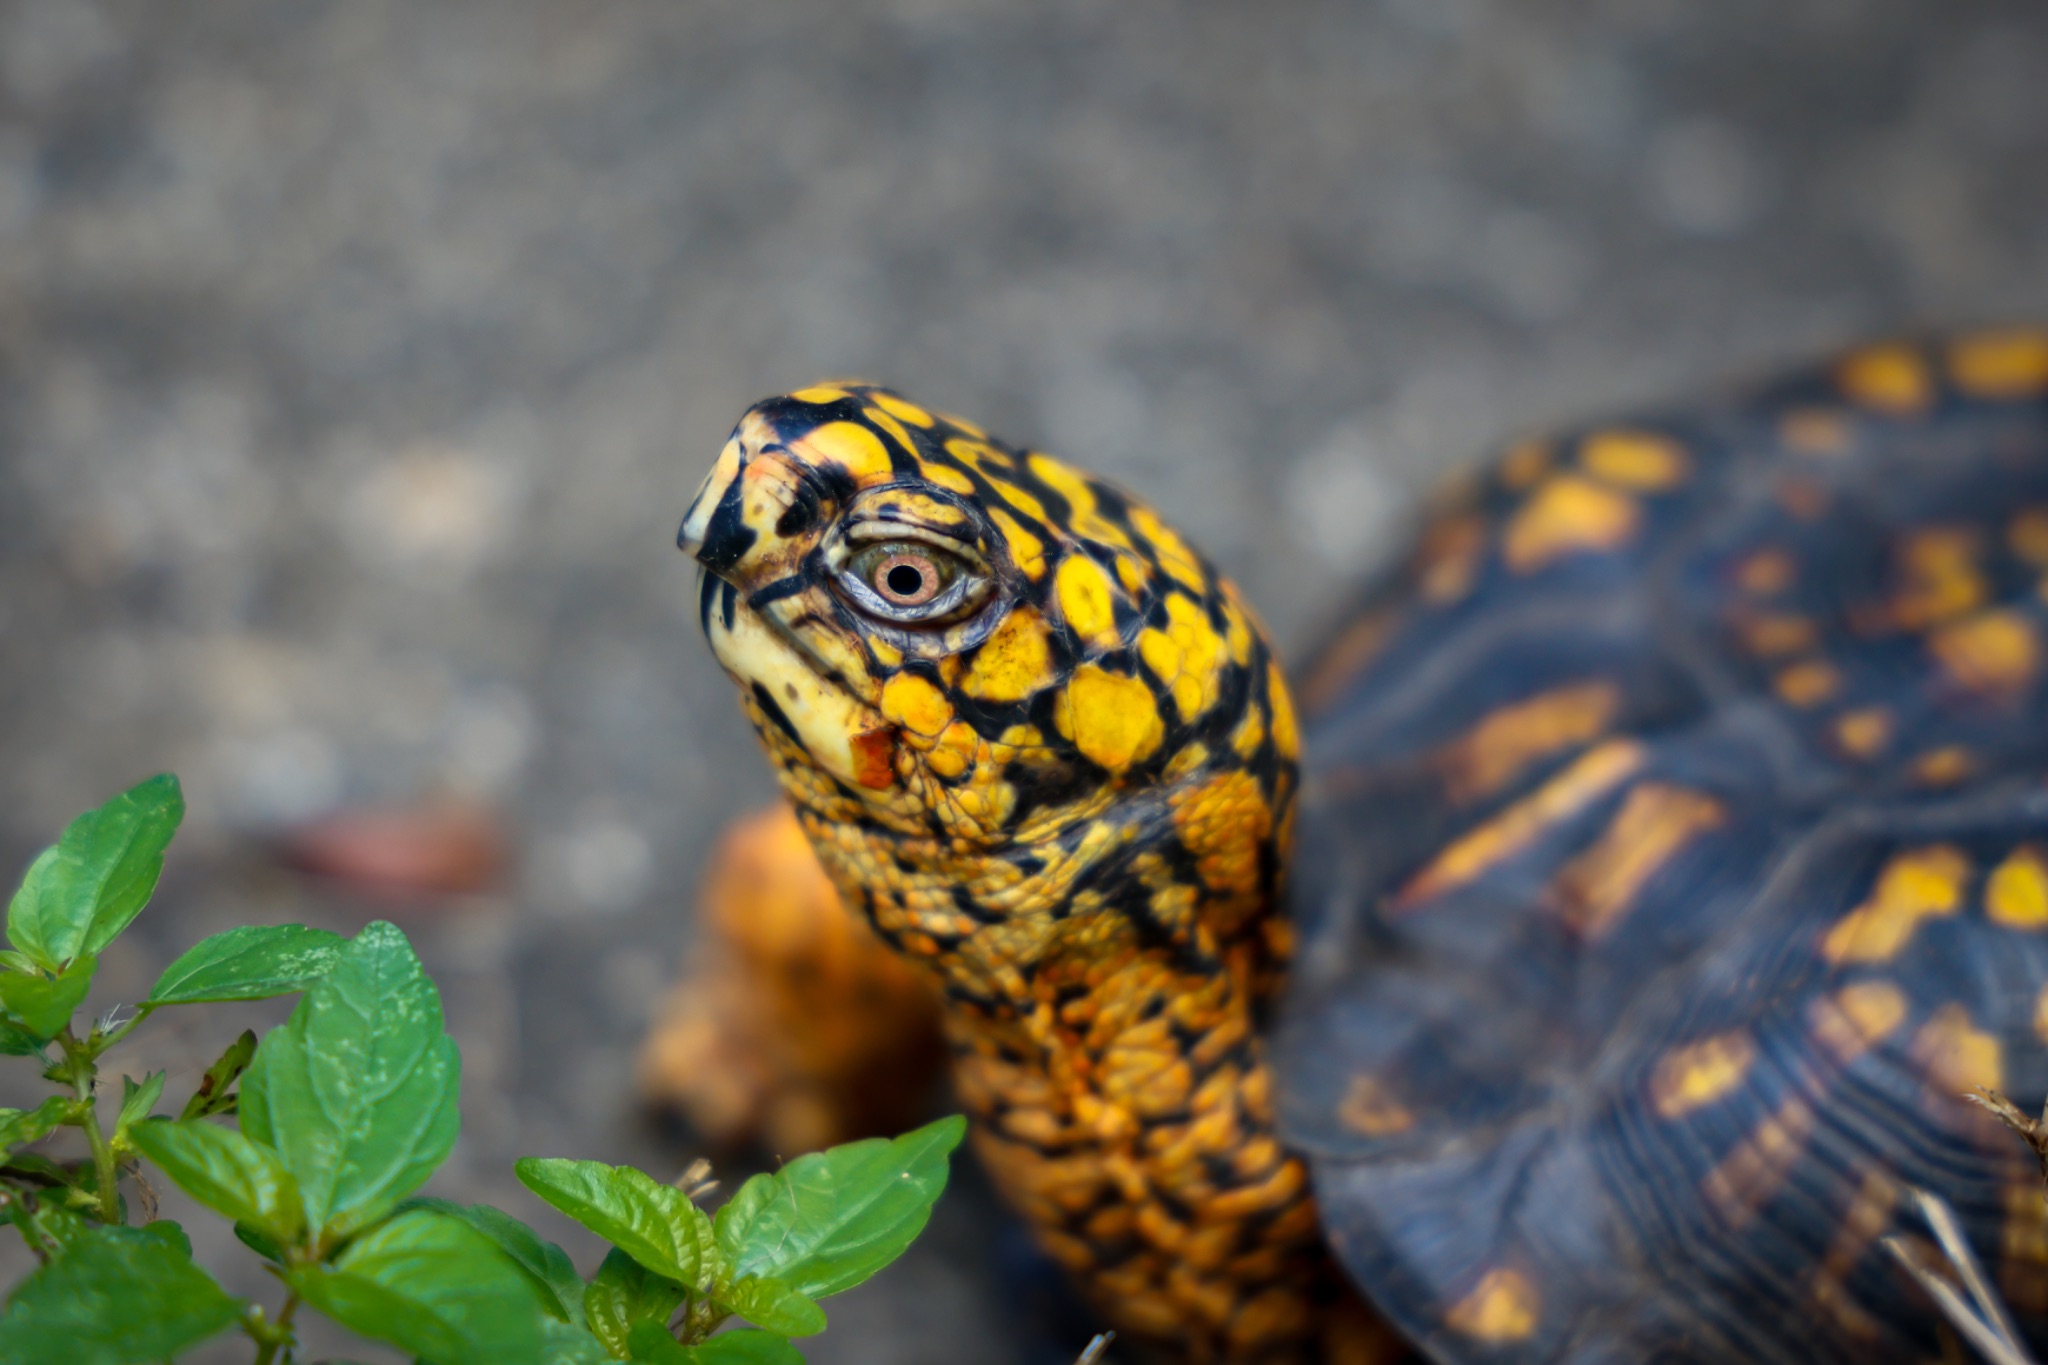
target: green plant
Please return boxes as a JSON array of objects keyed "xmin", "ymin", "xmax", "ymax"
[{"xmin": 0, "ymin": 775, "xmax": 966, "ymax": 1364}]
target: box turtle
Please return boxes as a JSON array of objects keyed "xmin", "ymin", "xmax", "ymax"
[{"xmin": 674, "ymin": 331, "xmax": 2048, "ymax": 1363}]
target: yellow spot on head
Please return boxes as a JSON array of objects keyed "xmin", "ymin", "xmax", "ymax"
[
  {"xmin": 1774, "ymin": 659, "xmax": 1842, "ymax": 707},
  {"xmin": 1988, "ymin": 846, "xmax": 2048, "ymax": 930},
  {"xmin": 988, "ymin": 507, "xmax": 1046, "ymax": 580},
  {"xmin": 1651, "ymin": 1031, "xmax": 1756, "ymax": 1119},
  {"xmin": 920, "ymin": 461, "xmax": 977, "ymax": 496},
  {"xmin": 1949, "ymin": 329, "xmax": 2048, "ymax": 400},
  {"xmin": 789, "ymin": 385, "xmax": 852, "ymax": 405},
  {"xmin": 1337, "ymin": 1075, "xmax": 1414, "ymax": 1137},
  {"xmin": 961, "ymin": 607, "xmax": 1055, "ymax": 704},
  {"xmin": 1130, "ymin": 504, "xmax": 1208, "ymax": 592},
  {"xmin": 1438, "ymin": 681, "xmax": 1620, "ymax": 802},
  {"xmin": 1913, "ymin": 1003, "xmax": 2003, "ymax": 1095},
  {"xmin": 1839, "ymin": 343, "xmax": 1934, "ymax": 416},
  {"xmin": 1579, "ymin": 430, "xmax": 1691, "ymax": 491},
  {"xmin": 1930, "ymin": 609, "xmax": 2040, "ymax": 698},
  {"xmin": 879, "ymin": 671, "xmax": 954, "ymax": 738},
  {"xmin": 1267, "ymin": 662, "xmax": 1299, "ymax": 762},
  {"xmin": 1823, "ymin": 845, "xmax": 1971, "ymax": 963},
  {"xmin": 1503, "ymin": 475, "xmax": 1640, "ymax": 572},
  {"xmin": 1054, "ymin": 665, "xmax": 1164, "ymax": 772},
  {"xmin": 870, "ymin": 391, "xmax": 935, "ymax": 427},
  {"xmin": 1812, "ymin": 979, "xmax": 1908, "ymax": 1063},
  {"xmin": 799, "ymin": 420, "xmax": 894, "ymax": 483},
  {"xmin": 1446, "ymin": 1268, "xmax": 1539, "ymax": 1343},
  {"xmin": 1054, "ymin": 553, "xmax": 1123, "ymax": 651}
]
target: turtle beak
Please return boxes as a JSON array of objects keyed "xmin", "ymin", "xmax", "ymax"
[{"xmin": 678, "ymin": 436, "xmax": 748, "ymax": 568}]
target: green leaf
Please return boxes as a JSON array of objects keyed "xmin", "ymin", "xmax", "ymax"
[
  {"xmin": 288, "ymin": 1208, "xmax": 547, "ymax": 1365},
  {"xmin": 233, "ymin": 1219, "xmax": 286, "ymax": 1263},
  {"xmin": 0, "ymin": 1016, "xmax": 43, "ymax": 1056},
  {"xmin": 126, "ymin": 1118, "xmax": 304, "ymax": 1244},
  {"xmin": 0, "ymin": 956, "xmax": 96, "ymax": 1041},
  {"xmin": 712, "ymin": 1114, "xmax": 965, "ymax": 1299},
  {"xmin": 583, "ymin": 1246, "xmax": 686, "ymax": 1360},
  {"xmin": 239, "ymin": 921, "xmax": 460, "ymax": 1236},
  {"xmin": 0, "ymin": 1096, "xmax": 72, "ymax": 1161},
  {"xmin": 627, "ymin": 1324, "xmax": 804, "ymax": 1365},
  {"xmin": 0, "ymin": 1220, "xmax": 241, "ymax": 1365},
  {"xmin": 113, "ymin": 1071, "xmax": 166, "ymax": 1138},
  {"xmin": 2, "ymin": 1199, "xmax": 87, "ymax": 1259},
  {"xmin": 180, "ymin": 1028, "xmax": 258, "ymax": 1120},
  {"xmin": 516, "ymin": 1158, "xmax": 720, "ymax": 1292},
  {"xmin": 404, "ymin": 1197, "xmax": 587, "ymax": 1326},
  {"xmin": 713, "ymin": 1277, "xmax": 824, "ymax": 1338},
  {"xmin": 146, "ymin": 923, "xmax": 345, "ymax": 1005},
  {"xmin": 5, "ymin": 774, "xmax": 183, "ymax": 970},
  {"xmin": 542, "ymin": 1317, "xmax": 618, "ymax": 1365}
]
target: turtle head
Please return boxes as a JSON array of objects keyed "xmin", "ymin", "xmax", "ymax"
[{"xmin": 681, "ymin": 381, "xmax": 1298, "ymax": 969}]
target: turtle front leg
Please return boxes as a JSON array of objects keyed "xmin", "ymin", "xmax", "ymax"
[{"xmin": 638, "ymin": 802, "xmax": 946, "ymax": 1153}]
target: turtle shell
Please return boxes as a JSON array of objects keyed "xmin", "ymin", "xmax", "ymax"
[{"xmin": 1276, "ymin": 332, "xmax": 2048, "ymax": 1363}]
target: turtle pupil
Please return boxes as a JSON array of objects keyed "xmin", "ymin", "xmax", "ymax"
[{"xmin": 886, "ymin": 564, "xmax": 925, "ymax": 597}]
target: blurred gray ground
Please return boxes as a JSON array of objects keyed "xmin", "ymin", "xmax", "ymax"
[{"xmin": 2, "ymin": 0, "xmax": 2047, "ymax": 1359}]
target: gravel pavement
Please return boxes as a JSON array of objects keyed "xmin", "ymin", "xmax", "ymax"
[{"xmin": 2, "ymin": 2, "xmax": 2046, "ymax": 1360}]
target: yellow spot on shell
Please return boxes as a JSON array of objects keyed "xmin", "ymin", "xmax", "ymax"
[
  {"xmin": 1781, "ymin": 408, "xmax": 1852, "ymax": 456},
  {"xmin": 1706, "ymin": 1096, "xmax": 1814, "ymax": 1227},
  {"xmin": 1054, "ymin": 665, "xmax": 1163, "ymax": 772},
  {"xmin": 1839, "ymin": 343, "xmax": 1934, "ymax": 416},
  {"xmin": 1337, "ymin": 1075, "xmax": 1414, "ymax": 1137},
  {"xmin": 789, "ymin": 385, "xmax": 851, "ymax": 404},
  {"xmin": 1579, "ymin": 430, "xmax": 1691, "ymax": 491},
  {"xmin": 1913, "ymin": 1004, "xmax": 2003, "ymax": 1095},
  {"xmin": 870, "ymin": 391, "xmax": 935, "ymax": 427},
  {"xmin": 1496, "ymin": 440, "xmax": 1551, "ymax": 490},
  {"xmin": 1055, "ymin": 554, "xmax": 1122, "ymax": 651},
  {"xmin": 1950, "ymin": 329, "xmax": 2048, "ymax": 400},
  {"xmin": 879, "ymin": 672, "xmax": 953, "ymax": 738},
  {"xmin": 1914, "ymin": 746, "xmax": 1975, "ymax": 788},
  {"xmin": 1735, "ymin": 611, "xmax": 1818, "ymax": 657},
  {"xmin": 1812, "ymin": 980, "xmax": 1909, "ymax": 1064},
  {"xmin": 2012, "ymin": 508, "xmax": 2048, "ymax": 568},
  {"xmin": 962, "ymin": 608, "xmax": 1055, "ymax": 704},
  {"xmin": 1396, "ymin": 741, "xmax": 1645, "ymax": 909},
  {"xmin": 1987, "ymin": 846, "xmax": 2048, "ymax": 930},
  {"xmin": 1833, "ymin": 707, "xmax": 1893, "ymax": 759},
  {"xmin": 1504, "ymin": 475, "xmax": 1640, "ymax": 572},
  {"xmin": 1446, "ymin": 1268, "xmax": 1539, "ymax": 1343},
  {"xmin": 1416, "ymin": 514, "xmax": 1488, "ymax": 602},
  {"xmin": 800, "ymin": 420, "xmax": 894, "ymax": 482},
  {"xmin": 1892, "ymin": 527, "xmax": 1986, "ymax": 629},
  {"xmin": 1774, "ymin": 659, "xmax": 1842, "ymax": 707},
  {"xmin": 1553, "ymin": 783, "xmax": 1726, "ymax": 940},
  {"xmin": 1823, "ymin": 845, "xmax": 1971, "ymax": 963},
  {"xmin": 1439, "ymin": 681, "xmax": 1620, "ymax": 802},
  {"xmin": 1930, "ymin": 609, "xmax": 2040, "ymax": 698},
  {"xmin": 1651, "ymin": 1031, "xmax": 1756, "ymax": 1119},
  {"xmin": 1735, "ymin": 548, "xmax": 1796, "ymax": 595}
]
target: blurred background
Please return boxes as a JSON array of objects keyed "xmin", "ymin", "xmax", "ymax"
[{"xmin": 2, "ymin": 1, "xmax": 2047, "ymax": 1359}]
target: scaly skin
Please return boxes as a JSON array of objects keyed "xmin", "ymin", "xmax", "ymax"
[{"xmin": 679, "ymin": 385, "xmax": 1388, "ymax": 1361}]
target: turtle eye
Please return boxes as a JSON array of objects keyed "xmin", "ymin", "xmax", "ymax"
[{"xmin": 838, "ymin": 539, "xmax": 987, "ymax": 625}]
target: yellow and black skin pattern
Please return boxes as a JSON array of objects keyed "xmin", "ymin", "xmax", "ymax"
[
  {"xmin": 682, "ymin": 329, "xmax": 2048, "ymax": 1363},
  {"xmin": 678, "ymin": 384, "xmax": 1374, "ymax": 1363}
]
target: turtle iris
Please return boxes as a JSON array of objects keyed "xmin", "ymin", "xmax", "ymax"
[{"xmin": 837, "ymin": 538, "xmax": 987, "ymax": 625}]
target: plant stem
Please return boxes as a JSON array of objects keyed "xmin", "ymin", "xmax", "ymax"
[
  {"xmin": 248, "ymin": 1292, "xmax": 301, "ymax": 1365},
  {"xmin": 57, "ymin": 1029, "xmax": 121, "ymax": 1223},
  {"xmin": 95, "ymin": 1003, "xmax": 156, "ymax": 1054}
]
